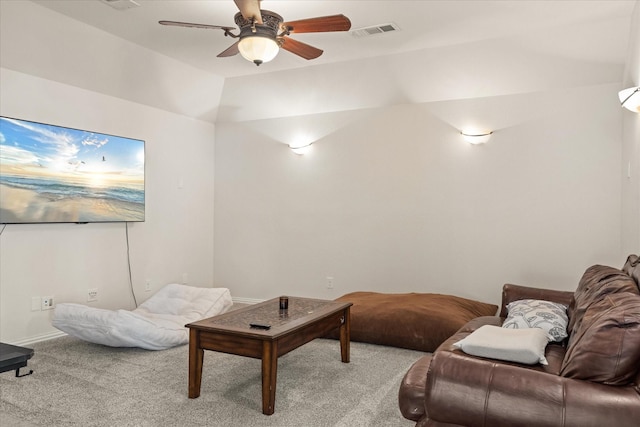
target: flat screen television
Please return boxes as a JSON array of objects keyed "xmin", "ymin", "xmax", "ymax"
[{"xmin": 0, "ymin": 116, "xmax": 145, "ymax": 224}]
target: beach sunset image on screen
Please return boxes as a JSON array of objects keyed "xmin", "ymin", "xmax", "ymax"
[{"xmin": 0, "ymin": 116, "xmax": 144, "ymax": 224}]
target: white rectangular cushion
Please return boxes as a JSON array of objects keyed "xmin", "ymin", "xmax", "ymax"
[
  {"xmin": 453, "ymin": 324, "xmax": 549, "ymax": 365},
  {"xmin": 52, "ymin": 284, "xmax": 232, "ymax": 350}
]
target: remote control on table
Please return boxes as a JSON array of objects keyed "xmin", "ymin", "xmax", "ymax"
[{"xmin": 249, "ymin": 323, "xmax": 271, "ymax": 330}]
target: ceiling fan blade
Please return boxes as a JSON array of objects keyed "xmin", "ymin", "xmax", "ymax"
[
  {"xmin": 280, "ymin": 37, "xmax": 323, "ymax": 60},
  {"xmin": 282, "ymin": 15, "xmax": 351, "ymax": 34},
  {"xmin": 159, "ymin": 20, "xmax": 235, "ymax": 31},
  {"xmin": 217, "ymin": 41, "xmax": 240, "ymax": 57},
  {"xmin": 234, "ymin": 0, "xmax": 262, "ymax": 24}
]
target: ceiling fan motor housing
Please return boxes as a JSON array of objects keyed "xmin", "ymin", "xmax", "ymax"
[{"xmin": 235, "ymin": 10, "xmax": 283, "ymax": 40}]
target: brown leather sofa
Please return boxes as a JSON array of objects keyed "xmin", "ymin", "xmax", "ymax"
[{"xmin": 398, "ymin": 254, "xmax": 640, "ymax": 427}]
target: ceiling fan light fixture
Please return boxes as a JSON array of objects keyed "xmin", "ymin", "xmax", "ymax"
[{"xmin": 238, "ymin": 35, "xmax": 279, "ymax": 65}]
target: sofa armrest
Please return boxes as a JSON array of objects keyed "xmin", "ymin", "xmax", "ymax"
[
  {"xmin": 425, "ymin": 350, "xmax": 640, "ymax": 427},
  {"xmin": 499, "ymin": 283, "xmax": 574, "ymax": 317},
  {"xmin": 399, "ymin": 316, "xmax": 503, "ymax": 423},
  {"xmin": 399, "ymin": 354, "xmax": 432, "ymax": 421}
]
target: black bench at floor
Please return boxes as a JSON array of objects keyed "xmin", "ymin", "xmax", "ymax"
[{"xmin": 0, "ymin": 342, "xmax": 34, "ymax": 377}]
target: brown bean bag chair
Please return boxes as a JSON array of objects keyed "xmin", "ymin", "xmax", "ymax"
[{"xmin": 330, "ymin": 292, "xmax": 498, "ymax": 352}]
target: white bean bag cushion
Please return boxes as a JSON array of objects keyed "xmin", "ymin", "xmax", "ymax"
[{"xmin": 52, "ymin": 284, "xmax": 233, "ymax": 350}]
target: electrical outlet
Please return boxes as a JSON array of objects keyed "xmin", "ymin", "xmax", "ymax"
[
  {"xmin": 87, "ymin": 288, "xmax": 98, "ymax": 302},
  {"xmin": 145, "ymin": 280, "xmax": 152, "ymax": 292},
  {"xmin": 326, "ymin": 276, "xmax": 334, "ymax": 289},
  {"xmin": 41, "ymin": 296, "xmax": 55, "ymax": 310}
]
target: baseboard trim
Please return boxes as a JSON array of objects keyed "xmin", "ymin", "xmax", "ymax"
[{"xmin": 8, "ymin": 330, "xmax": 67, "ymax": 347}]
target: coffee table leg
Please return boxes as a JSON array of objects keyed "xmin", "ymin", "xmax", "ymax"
[
  {"xmin": 188, "ymin": 328, "xmax": 203, "ymax": 398},
  {"xmin": 261, "ymin": 341, "xmax": 278, "ymax": 415},
  {"xmin": 339, "ymin": 307, "xmax": 351, "ymax": 363}
]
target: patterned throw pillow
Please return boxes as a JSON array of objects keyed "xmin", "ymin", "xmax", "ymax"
[{"xmin": 502, "ymin": 299, "xmax": 568, "ymax": 342}]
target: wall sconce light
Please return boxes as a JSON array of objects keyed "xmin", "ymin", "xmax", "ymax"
[
  {"xmin": 289, "ymin": 142, "xmax": 313, "ymax": 155},
  {"xmin": 461, "ymin": 131, "xmax": 492, "ymax": 145},
  {"xmin": 619, "ymin": 87, "xmax": 640, "ymax": 113}
]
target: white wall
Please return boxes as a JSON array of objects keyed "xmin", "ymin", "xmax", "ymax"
[
  {"xmin": 0, "ymin": 1, "xmax": 218, "ymax": 345},
  {"xmin": 0, "ymin": 69, "xmax": 216, "ymax": 345},
  {"xmin": 214, "ymin": 83, "xmax": 624, "ymax": 306},
  {"xmin": 1, "ymin": 0, "xmax": 635, "ymax": 345},
  {"xmin": 621, "ymin": 1, "xmax": 640, "ymax": 255}
]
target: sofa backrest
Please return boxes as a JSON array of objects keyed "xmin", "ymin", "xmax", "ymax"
[
  {"xmin": 561, "ymin": 255, "xmax": 640, "ymax": 386},
  {"xmin": 567, "ymin": 263, "xmax": 639, "ymax": 336},
  {"xmin": 561, "ymin": 291, "xmax": 640, "ymax": 385},
  {"xmin": 622, "ymin": 254, "xmax": 640, "ymax": 388}
]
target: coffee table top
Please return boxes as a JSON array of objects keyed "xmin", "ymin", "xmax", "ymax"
[{"xmin": 186, "ymin": 296, "xmax": 352, "ymax": 338}]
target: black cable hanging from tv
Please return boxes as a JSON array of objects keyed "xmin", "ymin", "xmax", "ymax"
[{"xmin": 125, "ymin": 222, "xmax": 138, "ymax": 308}]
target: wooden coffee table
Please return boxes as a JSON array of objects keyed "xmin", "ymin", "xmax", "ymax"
[{"xmin": 186, "ymin": 296, "xmax": 352, "ymax": 415}]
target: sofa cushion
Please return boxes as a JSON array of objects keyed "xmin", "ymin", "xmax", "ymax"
[
  {"xmin": 560, "ymin": 292, "xmax": 640, "ymax": 385},
  {"xmin": 502, "ymin": 299, "xmax": 568, "ymax": 342},
  {"xmin": 453, "ymin": 324, "xmax": 549, "ymax": 365},
  {"xmin": 567, "ymin": 264, "xmax": 639, "ymax": 336},
  {"xmin": 330, "ymin": 292, "xmax": 498, "ymax": 352}
]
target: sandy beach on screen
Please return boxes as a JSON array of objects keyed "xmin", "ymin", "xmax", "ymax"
[{"xmin": 0, "ymin": 184, "xmax": 144, "ymax": 223}]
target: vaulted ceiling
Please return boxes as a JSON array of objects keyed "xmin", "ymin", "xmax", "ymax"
[{"xmin": 3, "ymin": 1, "xmax": 636, "ymax": 123}]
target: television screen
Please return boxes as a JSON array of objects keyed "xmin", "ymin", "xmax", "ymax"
[{"xmin": 0, "ymin": 116, "xmax": 145, "ymax": 224}]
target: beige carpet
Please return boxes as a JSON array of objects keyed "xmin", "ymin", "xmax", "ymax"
[{"xmin": 0, "ymin": 336, "xmax": 425, "ymax": 426}]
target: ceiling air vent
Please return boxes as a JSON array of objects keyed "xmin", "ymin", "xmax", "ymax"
[
  {"xmin": 99, "ymin": 0, "xmax": 140, "ymax": 11},
  {"xmin": 351, "ymin": 23, "xmax": 400, "ymax": 38}
]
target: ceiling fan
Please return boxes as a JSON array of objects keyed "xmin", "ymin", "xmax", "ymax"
[{"xmin": 159, "ymin": 0, "xmax": 352, "ymax": 66}]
